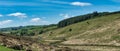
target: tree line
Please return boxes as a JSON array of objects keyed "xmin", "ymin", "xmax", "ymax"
[{"xmin": 57, "ymin": 11, "xmax": 120, "ymax": 28}]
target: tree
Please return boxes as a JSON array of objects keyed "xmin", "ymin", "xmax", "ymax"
[{"xmin": 92, "ymin": 11, "xmax": 99, "ymax": 17}]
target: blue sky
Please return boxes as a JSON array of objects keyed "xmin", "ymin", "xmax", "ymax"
[{"xmin": 0, "ymin": 0, "xmax": 120, "ymax": 28}]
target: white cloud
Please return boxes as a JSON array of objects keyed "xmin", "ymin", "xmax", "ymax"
[
  {"xmin": 60, "ymin": 14, "xmax": 70, "ymax": 19},
  {"xmin": 45, "ymin": 1, "xmax": 92, "ymax": 6},
  {"xmin": 30, "ymin": 18, "xmax": 41, "ymax": 22},
  {"xmin": 30, "ymin": 17, "xmax": 49, "ymax": 25},
  {"xmin": 0, "ymin": 20, "xmax": 13, "ymax": 25},
  {"xmin": 7, "ymin": 12, "xmax": 27, "ymax": 18},
  {"xmin": 0, "ymin": 14, "xmax": 3, "ymax": 17},
  {"xmin": 70, "ymin": 2, "xmax": 92, "ymax": 6}
]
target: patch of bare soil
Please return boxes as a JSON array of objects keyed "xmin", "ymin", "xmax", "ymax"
[{"xmin": 0, "ymin": 34, "xmax": 51, "ymax": 51}]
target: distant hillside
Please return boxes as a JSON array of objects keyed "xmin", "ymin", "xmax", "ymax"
[
  {"xmin": 39, "ymin": 11, "xmax": 120, "ymax": 50},
  {"xmin": 0, "ymin": 24, "xmax": 57, "ymax": 36},
  {"xmin": 40, "ymin": 11, "xmax": 120, "ymax": 40}
]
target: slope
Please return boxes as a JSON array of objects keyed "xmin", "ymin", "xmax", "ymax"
[{"xmin": 39, "ymin": 12, "xmax": 120, "ymax": 50}]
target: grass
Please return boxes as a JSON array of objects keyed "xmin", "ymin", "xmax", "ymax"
[
  {"xmin": 0, "ymin": 45, "xmax": 20, "ymax": 51},
  {"xmin": 40, "ymin": 13, "xmax": 120, "ymax": 40},
  {"xmin": 39, "ymin": 13, "xmax": 120, "ymax": 50}
]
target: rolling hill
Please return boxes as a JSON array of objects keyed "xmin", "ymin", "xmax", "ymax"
[
  {"xmin": 38, "ymin": 11, "xmax": 120, "ymax": 51},
  {"xmin": 1, "ymin": 11, "xmax": 120, "ymax": 51}
]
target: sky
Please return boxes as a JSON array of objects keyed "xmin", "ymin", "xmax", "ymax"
[{"xmin": 0, "ymin": 0, "xmax": 120, "ymax": 28}]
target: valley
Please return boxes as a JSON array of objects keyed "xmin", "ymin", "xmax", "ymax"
[{"xmin": 1, "ymin": 11, "xmax": 120, "ymax": 51}]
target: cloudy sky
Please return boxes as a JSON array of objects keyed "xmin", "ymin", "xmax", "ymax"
[{"xmin": 0, "ymin": 0, "xmax": 120, "ymax": 28}]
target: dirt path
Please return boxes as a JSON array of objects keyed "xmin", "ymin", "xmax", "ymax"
[{"xmin": 58, "ymin": 44, "xmax": 120, "ymax": 51}]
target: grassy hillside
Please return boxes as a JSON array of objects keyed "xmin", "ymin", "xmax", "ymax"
[
  {"xmin": 39, "ymin": 12, "xmax": 120, "ymax": 50},
  {"xmin": 1, "ymin": 11, "xmax": 120, "ymax": 51},
  {"xmin": 40, "ymin": 13, "xmax": 120, "ymax": 39}
]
